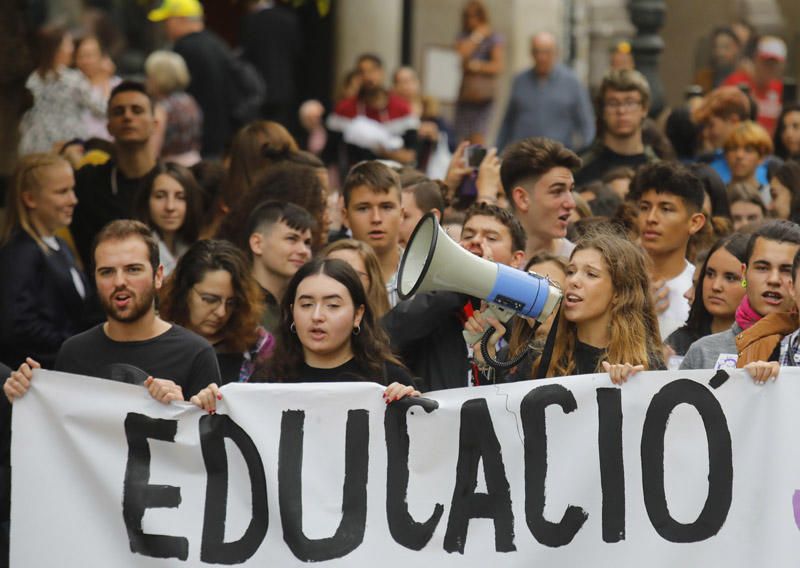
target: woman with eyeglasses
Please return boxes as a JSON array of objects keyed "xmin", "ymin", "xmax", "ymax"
[{"xmin": 158, "ymin": 239, "xmax": 272, "ymax": 383}]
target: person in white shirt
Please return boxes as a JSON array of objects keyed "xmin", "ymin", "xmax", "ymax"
[{"xmin": 629, "ymin": 162, "xmax": 707, "ymax": 339}]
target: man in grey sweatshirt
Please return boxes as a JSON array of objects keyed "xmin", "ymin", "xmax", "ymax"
[{"xmin": 496, "ymin": 33, "xmax": 595, "ymax": 151}]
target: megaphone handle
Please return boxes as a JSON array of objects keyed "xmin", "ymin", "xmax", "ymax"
[
  {"xmin": 479, "ymin": 323, "xmax": 540, "ymax": 371},
  {"xmin": 534, "ymin": 308, "xmax": 560, "ymax": 379}
]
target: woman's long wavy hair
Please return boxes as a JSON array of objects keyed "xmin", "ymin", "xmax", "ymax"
[
  {"xmin": 536, "ymin": 229, "xmax": 663, "ymax": 377},
  {"xmin": 159, "ymin": 239, "xmax": 263, "ymax": 352},
  {"xmin": 321, "ymin": 239, "xmax": 391, "ymax": 318},
  {"xmin": 1, "ymin": 153, "xmax": 70, "ymax": 253},
  {"xmin": 263, "ymin": 258, "xmax": 401, "ymax": 383}
]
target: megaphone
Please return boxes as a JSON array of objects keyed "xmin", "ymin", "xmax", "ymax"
[{"xmin": 398, "ymin": 212, "xmax": 562, "ymax": 324}]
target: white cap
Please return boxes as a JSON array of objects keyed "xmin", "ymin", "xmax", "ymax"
[{"xmin": 757, "ymin": 36, "xmax": 787, "ymax": 62}]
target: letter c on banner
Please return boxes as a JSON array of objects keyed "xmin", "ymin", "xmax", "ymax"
[
  {"xmin": 520, "ymin": 384, "xmax": 588, "ymax": 547},
  {"xmin": 385, "ymin": 397, "xmax": 444, "ymax": 550}
]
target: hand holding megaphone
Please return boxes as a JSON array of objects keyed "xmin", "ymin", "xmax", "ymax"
[
  {"xmin": 398, "ymin": 213, "xmax": 562, "ymax": 370},
  {"xmin": 464, "ymin": 307, "xmax": 506, "ymax": 362}
]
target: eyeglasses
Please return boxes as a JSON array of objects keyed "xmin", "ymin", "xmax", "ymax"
[
  {"xmin": 192, "ymin": 288, "xmax": 238, "ymax": 311},
  {"xmin": 604, "ymin": 99, "xmax": 642, "ymax": 112}
]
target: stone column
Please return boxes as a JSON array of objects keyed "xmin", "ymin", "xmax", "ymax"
[
  {"xmin": 334, "ymin": 0, "xmax": 403, "ymax": 92},
  {"xmin": 628, "ymin": 0, "xmax": 666, "ymax": 116},
  {"xmin": 584, "ymin": 0, "xmax": 635, "ymax": 88}
]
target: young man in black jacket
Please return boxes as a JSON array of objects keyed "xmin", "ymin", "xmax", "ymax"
[{"xmin": 382, "ymin": 203, "xmax": 526, "ymax": 391}]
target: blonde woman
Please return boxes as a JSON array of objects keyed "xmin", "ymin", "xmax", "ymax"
[{"xmin": 0, "ymin": 154, "xmax": 95, "ymax": 367}]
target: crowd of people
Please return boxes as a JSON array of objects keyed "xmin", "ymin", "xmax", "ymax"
[{"xmin": 1, "ymin": 0, "xmax": 799, "ymax": 562}]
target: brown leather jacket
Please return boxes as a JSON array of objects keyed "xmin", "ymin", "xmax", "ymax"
[{"xmin": 735, "ymin": 312, "xmax": 799, "ymax": 367}]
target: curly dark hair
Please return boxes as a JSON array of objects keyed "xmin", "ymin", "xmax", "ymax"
[
  {"xmin": 261, "ymin": 258, "xmax": 401, "ymax": 382},
  {"xmin": 462, "ymin": 201, "xmax": 527, "ymax": 252},
  {"xmin": 158, "ymin": 239, "xmax": 264, "ymax": 353},
  {"xmin": 217, "ymin": 163, "xmax": 326, "ymax": 251},
  {"xmin": 628, "ymin": 161, "xmax": 706, "ymax": 212}
]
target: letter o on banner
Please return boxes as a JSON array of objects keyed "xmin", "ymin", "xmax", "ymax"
[{"xmin": 640, "ymin": 379, "xmax": 733, "ymax": 542}]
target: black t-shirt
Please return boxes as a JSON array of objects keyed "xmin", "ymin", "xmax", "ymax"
[
  {"xmin": 574, "ymin": 340, "xmax": 606, "ymax": 375},
  {"xmin": 71, "ymin": 161, "xmax": 157, "ymax": 268},
  {"xmin": 216, "ymin": 351, "xmax": 245, "ymax": 386},
  {"xmin": 54, "ymin": 323, "xmax": 220, "ymax": 398},
  {"xmin": 270, "ymin": 358, "xmax": 414, "ymax": 386},
  {"xmin": 572, "ymin": 340, "xmax": 667, "ymax": 374},
  {"xmin": 575, "ymin": 145, "xmax": 653, "ymax": 187}
]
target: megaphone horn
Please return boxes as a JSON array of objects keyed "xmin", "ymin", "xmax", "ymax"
[{"xmin": 397, "ymin": 213, "xmax": 562, "ymax": 323}]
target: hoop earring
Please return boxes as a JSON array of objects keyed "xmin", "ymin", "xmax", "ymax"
[
  {"xmin": 741, "ymin": 278, "xmax": 747, "ymax": 288},
  {"xmin": 353, "ymin": 324, "xmax": 361, "ymax": 336},
  {"xmin": 290, "ymin": 322, "xmax": 297, "ymax": 334}
]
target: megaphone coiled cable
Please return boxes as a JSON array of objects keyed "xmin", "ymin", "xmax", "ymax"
[{"xmin": 479, "ymin": 321, "xmax": 542, "ymax": 371}]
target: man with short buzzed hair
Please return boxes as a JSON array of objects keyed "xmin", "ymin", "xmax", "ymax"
[
  {"xmin": 247, "ymin": 201, "xmax": 314, "ymax": 332},
  {"xmin": 497, "ymin": 32, "xmax": 595, "ymax": 151}
]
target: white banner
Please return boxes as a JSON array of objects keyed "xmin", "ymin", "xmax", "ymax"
[{"xmin": 10, "ymin": 368, "xmax": 800, "ymax": 566}]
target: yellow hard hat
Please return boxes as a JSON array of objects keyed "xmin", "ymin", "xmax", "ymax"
[{"xmin": 147, "ymin": 0, "xmax": 204, "ymax": 22}]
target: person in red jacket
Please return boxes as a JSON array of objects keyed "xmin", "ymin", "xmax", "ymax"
[
  {"xmin": 723, "ymin": 36, "xmax": 786, "ymax": 136},
  {"xmin": 327, "ymin": 54, "xmax": 419, "ymax": 171}
]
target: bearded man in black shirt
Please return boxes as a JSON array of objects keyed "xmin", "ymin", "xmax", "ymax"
[{"xmin": 4, "ymin": 220, "xmax": 220, "ymax": 403}]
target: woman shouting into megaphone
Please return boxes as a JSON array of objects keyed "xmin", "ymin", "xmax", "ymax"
[{"xmin": 467, "ymin": 228, "xmax": 666, "ymax": 383}]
